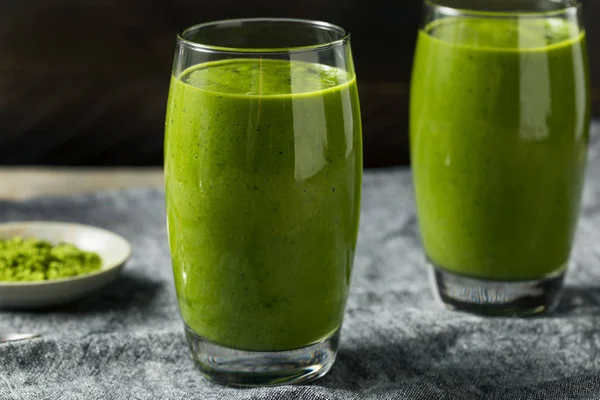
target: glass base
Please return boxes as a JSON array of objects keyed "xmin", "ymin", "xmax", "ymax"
[
  {"xmin": 431, "ymin": 265, "xmax": 565, "ymax": 317},
  {"xmin": 184, "ymin": 324, "xmax": 340, "ymax": 387}
]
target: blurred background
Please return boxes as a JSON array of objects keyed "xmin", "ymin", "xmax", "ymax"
[{"xmin": 1, "ymin": 0, "xmax": 598, "ymax": 168}]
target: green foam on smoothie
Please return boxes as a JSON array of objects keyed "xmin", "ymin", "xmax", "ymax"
[
  {"xmin": 428, "ymin": 17, "xmax": 580, "ymax": 50},
  {"xmin": 180, "ymin": 59, "xmax": 351, "ymax": 96}
]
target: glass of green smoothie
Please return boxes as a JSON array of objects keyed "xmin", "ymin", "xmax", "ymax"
[
  {"xmin": 411, "ymin": 0, "xmax": 589, "ymax": 316},
  {"xmin": 164, "ymin": 18, "xmax": 362, "ymax": 386}
]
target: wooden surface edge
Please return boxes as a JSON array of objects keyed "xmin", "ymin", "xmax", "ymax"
[{"xmin": 0, "ymin": 167, "xmax": 164, "ymax": 200}]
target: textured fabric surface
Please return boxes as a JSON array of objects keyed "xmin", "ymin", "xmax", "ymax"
[{"xmin": 2, "ymin": 133, "xmax": 600, "ymax": 399}]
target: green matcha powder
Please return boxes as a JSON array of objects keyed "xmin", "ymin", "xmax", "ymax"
[{"xmin": 0, "ymin": 237, "xmax": 102, "ymax": 281}]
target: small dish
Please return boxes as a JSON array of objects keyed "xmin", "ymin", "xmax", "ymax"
[{"xmin": 0, "ymin": 221, "xmax": 132, "ymax": 309}]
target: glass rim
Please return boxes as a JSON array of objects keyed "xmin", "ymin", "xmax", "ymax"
[
  {"xmin": 425, "ymin": 0, "xmax": 581, "ymax": 18},
  {"xmin": 177, "ymin": 18, "xmax": 350, "ymax": 55}
]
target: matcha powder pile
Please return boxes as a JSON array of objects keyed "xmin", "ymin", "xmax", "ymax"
[{"xmin": 0, "ymin": 237, "xmax": 102, "ymax": 281}]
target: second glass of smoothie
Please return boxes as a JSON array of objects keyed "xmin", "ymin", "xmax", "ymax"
[
  {"xmin": 164, "ymin": 19, "xmax": 362, "ymax": 386},
  {"xmin": 410, "ymin": 0, "xmax": 589, "ymax": 316}
]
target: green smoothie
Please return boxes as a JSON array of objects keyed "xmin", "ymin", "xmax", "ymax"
[
  {"xmin": 411, "ymin": 17, "xmax": 589, "ymax": 280},
  {"xmin": 165, "ymin": 59, "xmax": 362, "ymax": 351}
]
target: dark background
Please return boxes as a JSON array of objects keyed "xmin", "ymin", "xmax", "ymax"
[{"xmin": 1, "ymin": 0, "xmax": 597, "ymax": 168}]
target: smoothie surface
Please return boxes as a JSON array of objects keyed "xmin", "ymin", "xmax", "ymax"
[{"xmin": 181, "ymin": 58, "xmax": 351, "ymax": 96}]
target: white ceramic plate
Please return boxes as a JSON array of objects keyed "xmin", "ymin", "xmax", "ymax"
[{"xmin": 0, "ymin": 221, "xmax": 132, "ymax": 309}]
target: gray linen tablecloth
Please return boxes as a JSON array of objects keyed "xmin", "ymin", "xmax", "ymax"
[{"xmin": 2, "ymin": 131, "xmax": 600, "ymax": 399}]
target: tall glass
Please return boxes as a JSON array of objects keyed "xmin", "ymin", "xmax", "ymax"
[
  {"xmin": 410, "ymin": 0, "xmax": 589, "ymax": 316},
  {"xmin": 164, "ymin": 18, "xmax": 362, "ymax": 385}
]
